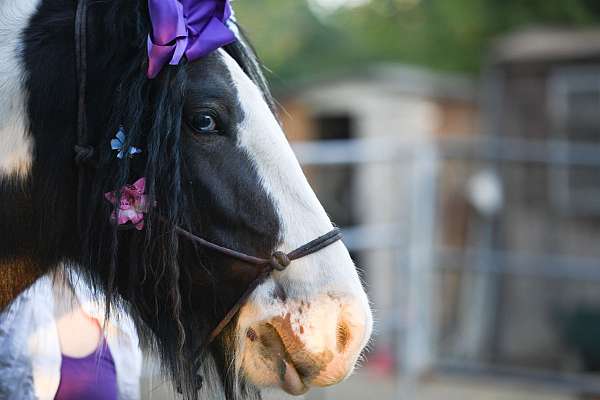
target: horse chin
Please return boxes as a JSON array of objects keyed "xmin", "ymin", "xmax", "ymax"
[
  {"xmin": 198, "ymin": 327, "xmax": 261, "ymax": 400},
  {"xmin": 192, "ymin": 352, "xmax": 251, "ymax": 400},
  {"xmin": 231, "ymin": 287, "xmax": 372, "ymax": 397}
]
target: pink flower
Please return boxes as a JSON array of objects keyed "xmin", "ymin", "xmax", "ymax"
[{"xmin": 104, "ymin": 177, "xmax": 150, "ymax": 230}]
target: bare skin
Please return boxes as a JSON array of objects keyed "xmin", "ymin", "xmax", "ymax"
[{"xmin": 52, "ymin": 275, "xmax": 102, "ymax": 358}]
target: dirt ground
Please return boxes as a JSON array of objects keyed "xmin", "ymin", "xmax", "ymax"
[
  {"xmin": 142, "ymin": 370, "xmax": 577, "ymax": 400},
  {"xmin": 304, "ymin": 372, "xmax": 575, "ymax": 400}
]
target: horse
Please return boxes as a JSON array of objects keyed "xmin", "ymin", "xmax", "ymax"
[{"xmin": 0, "ymin": 0, "xmax": 373, "ymax": 399}]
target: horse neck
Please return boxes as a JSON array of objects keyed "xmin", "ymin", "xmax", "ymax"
[
  {"xmin": 0, "ymin": 171, "xmax": 81, "ymax": 309},
  {"xmin": 0, "ymin": 256, "xmax": 43, "ymax": 310},
  {"xmin": 0, "ymin": 0, "xmax": 94, "ymax": 309}
]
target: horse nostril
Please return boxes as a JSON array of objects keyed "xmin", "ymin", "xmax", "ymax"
[
  {"xmin": 336, "ymin": 321, "xmax": 351, "ymax": 353},
  {"xmin": 246, "ymin": 327, "xmax": 258, "ymax": 342}
]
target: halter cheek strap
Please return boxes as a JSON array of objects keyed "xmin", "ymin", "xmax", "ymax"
[
  {"xmin": 176, "ymin": 226, "xmax": 344, "ymax": 345},
  {"xmin": 74, "ymin": 0, "xmax": 344, "ymax": 392}
]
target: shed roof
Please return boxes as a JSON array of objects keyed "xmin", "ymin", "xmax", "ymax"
[
  {"xmin": 491, "ymin": 27, "xmax": 600, "ymax": 64},
  {"xmin": 277, "ymin": 63, "xmax": 477, "ymax": 102}
]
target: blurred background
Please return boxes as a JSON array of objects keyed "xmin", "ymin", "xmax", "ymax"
[
  {"xmin": 140, "ymin": 0, "xmax": 600, "ymax": 399},
  {"xmin": 239, "ymin": 0, "xmax": 600, "ymax": 399}
]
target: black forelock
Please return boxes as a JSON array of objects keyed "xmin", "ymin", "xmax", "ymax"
[{"xmin": 22, "ymin": 1, "xmax": 278, "ymax": 399}]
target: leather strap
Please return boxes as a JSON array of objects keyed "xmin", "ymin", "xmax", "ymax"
[
  {"xmin": 174, "ymin": 225, "xmax": 342, "ymax": 272},
  {"xmin": 180, "ymin": 225, "xmax": 342, "ymax": 381},
  {"xmin": 178, "ymin": 226, "xmax": 343, "ymax": 343}
]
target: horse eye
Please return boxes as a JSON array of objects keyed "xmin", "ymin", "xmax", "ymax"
[{"xmin": 189, "ymin": 113, "xmax": 218, "ymax": 133}]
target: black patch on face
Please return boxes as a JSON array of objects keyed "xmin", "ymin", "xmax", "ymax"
[
  {"xmin": 177, "ymin": 53, "xmax": 281, "ymax": 344},
  {"xmin": 182, "ymin": 54, "xmax": 280, "ymax": 260}
]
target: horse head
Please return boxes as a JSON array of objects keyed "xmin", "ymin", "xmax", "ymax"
[{"xmin": 0, "ymin": 1, "xmax": 373, "ymax": 398}]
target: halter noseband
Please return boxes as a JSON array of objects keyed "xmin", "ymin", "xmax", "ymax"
[{"xmin": 74, "ymin": 0, "xmax": 343, "ymax": 388}]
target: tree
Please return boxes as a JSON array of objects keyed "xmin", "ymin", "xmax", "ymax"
[{"xmin": 234, "ymin": 0, "xmax": 600, "ymax": 85}]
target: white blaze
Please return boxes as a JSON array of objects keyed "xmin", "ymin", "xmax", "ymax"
[
  {"xmin": 219, "ymin": 50, "xmax": 365, "ymax": 293},
  {"xmin": 0, "ymin": 0, "xmax": 40, "ymax": 177},
  {"xmin": 218, "ymin": 49, "xmax": 371, "ymax": 347}
]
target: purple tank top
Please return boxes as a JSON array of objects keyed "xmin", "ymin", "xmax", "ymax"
[{"xmin": 54, "ymin": 339, "xmax": 118, "ymax": 400}]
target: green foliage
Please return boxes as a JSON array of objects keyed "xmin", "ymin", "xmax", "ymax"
[{"xmin": 234, "ymin": 0, "xmax": 600, "ymax": 84}]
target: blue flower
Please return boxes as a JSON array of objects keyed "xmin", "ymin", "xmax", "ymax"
[{"xmin": 111, "ymin": 127, "xmax": 142, "ymax": 159}]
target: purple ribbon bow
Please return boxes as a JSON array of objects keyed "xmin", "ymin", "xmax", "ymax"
[{"xmin": 147, "ymin": 0, "xmax": 237, "ymax": 79}]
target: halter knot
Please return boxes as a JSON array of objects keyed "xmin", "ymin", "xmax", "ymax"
[
  {"xmin": 74, "ymin": 144, "xmax": 95, "ymax": 166},
  {"xmin": 270, "ymin": 251, "xmax": 291, "ymax": 271}
]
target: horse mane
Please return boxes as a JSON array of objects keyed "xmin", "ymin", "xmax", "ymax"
[{"xmin": 24, "ymin": 1, "xmax": 274, "ymax": 398}]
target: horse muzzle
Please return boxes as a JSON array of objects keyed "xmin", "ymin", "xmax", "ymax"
[{"xmin": 238, "ymin": 294, "xmax": 372, "ymax": 395}]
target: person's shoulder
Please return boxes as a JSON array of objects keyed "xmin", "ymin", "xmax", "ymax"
[{"xmin": 3, "ymin": 274, "xmax": 54, "ymax": 320}]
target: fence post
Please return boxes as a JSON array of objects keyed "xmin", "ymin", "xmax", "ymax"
[{"xmin": 401, "ymin": 141, "xmax": 439, "ymax": 387}]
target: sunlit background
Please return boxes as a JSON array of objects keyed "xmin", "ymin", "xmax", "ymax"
[{"xmin": 147, "ymin": 1, "xmax": 600, "ymax": 399}]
